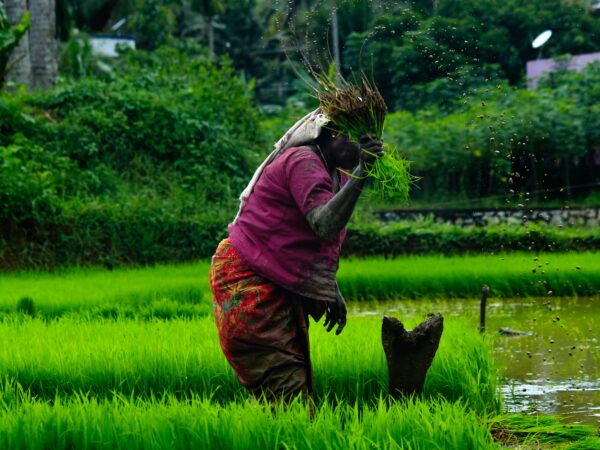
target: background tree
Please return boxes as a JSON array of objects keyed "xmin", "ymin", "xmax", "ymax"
[
  {"xmin": 190, "ymin": 0, "xmax": 224, "ymax": 58},
  {"xmin": 0, "ymin": 0, "xmax": 29, "ymax": 90},
  {"xmin": 3, "ymin": 0, "xmax": 31, "ymax": 88},
  {"xmin": 29, "ymin": 0, "xmax": 57, "ymax": 88}
]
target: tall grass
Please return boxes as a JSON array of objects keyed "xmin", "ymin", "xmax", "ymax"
[
  {"xmin": 1, "ymin": 253, "xmax": 598, "ymax": 318},
  {"xmin": 0, "ymin": 392, "xmax": 498, "ymax": 450},
  {"xmin": 0, "ymin": 316, "xmax": 499, "ymax": 414}
]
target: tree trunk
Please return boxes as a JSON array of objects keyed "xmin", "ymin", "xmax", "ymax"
[
  {"xmin": 4, "ymin": 0, "xmax": 31, "ymax": 88},
  {"xmin": 207, "ymin": 17, "xmax": 214, "ymax": 59},
  {"xmin": 529, "ymin": 153, "xmax": 539, "ymax": 199},
  {"xmin": 382, "ymin": 314, "xmax": 444, "ymax": 397},
  {"xmin": 29, "ymin": 0, "xmax": 57, "ymax": 89}
]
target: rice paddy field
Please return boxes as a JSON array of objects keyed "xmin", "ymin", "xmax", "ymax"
[{"xmin": 0, "ymin": 253, "xmax": 599, "ymax": 448}]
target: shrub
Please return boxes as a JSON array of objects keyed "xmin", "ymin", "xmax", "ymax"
[
  {"xmin": 0, "ymin": 47, "xmax": 262, "ymax": 269},
  {"xmin": 342, "ymin": 221, "xmax": 600, "ymax": 257}
]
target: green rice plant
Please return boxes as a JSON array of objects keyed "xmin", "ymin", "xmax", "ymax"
[
  {"xmin": 0, "ymin": 261, "xmax": 211, "ymax": 318},
  {"xmin": 337, "ymin": 252, "xmax": 600, "ymax": 300},
  {"xmin": 362, "ymin": 145, "xmax": 413, "ymax": 201},
  {"xmin": 1, "ymin": 253, "xmax": 598, "ymax": 320},
  {"xmin": 315, "ymin": 72, "xmax": 387, "ymax": 141},
  {"xmin": 0, "ymin": 392, "xmax": 499, "ymax": 450},
  {"xmin": 424, "ymin": 325, "xmax": 501, "ymax": 415},
  {"xmin": 15, "ymin": 297, "xmax": 35, "ymax": 317},
  {"xmin": 488, "ymin": 414, "xmax": 600, "ymax": 448},
  {"xmin": 313, "ymin": 70, "xmax": 412, "ymax": 201},
  {"xmin": 0, "ymin": 316, "xmax": 499, "ymax": 414}
]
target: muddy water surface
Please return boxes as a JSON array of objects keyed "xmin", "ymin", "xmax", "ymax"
[{"xmin": 349, "ymin": 296, "xmax": 599, "ymax": 425}]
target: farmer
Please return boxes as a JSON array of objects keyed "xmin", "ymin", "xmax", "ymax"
[{"xmin": 209, "ymin": 109, "xmax": 383, "ymax": 402}]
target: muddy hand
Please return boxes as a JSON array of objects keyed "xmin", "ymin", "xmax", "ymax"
[
  {"xmin": 324, "ymin": 290, "xmax": 347, "ymax": 335},
  {"xmin": 359, "ymin": 134, "xmax": 384, "ymax": 167}
]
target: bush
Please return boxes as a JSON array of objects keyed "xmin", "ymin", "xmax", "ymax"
[
  {"xmin": 384, "ymin": 64, "xmax": 600, "ymax": 202},
  {"xmin": 342, "ymin": 221, "xmax": 600, "ymax": 257},
  {"xmin": 0, "ymin": 46, "xmax": 262, "ymax": 269}
]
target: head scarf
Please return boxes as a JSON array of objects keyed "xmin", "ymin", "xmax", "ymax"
[{"xmin": 233, "ymin": 108, "xmax": 330, "ymax": 222}]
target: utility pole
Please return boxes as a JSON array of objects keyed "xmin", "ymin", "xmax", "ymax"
[
  {"xmin": 331, "ymin": 0, "xmax": 341, "ymax": 84},
  {"xmin": 29, "ymin": 0, "xmax": 57, "ymax": 89}
]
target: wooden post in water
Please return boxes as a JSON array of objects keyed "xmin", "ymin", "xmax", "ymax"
[
  {"xmin": 382, "ymin": 313, "xmax": 444, "ymax": 398},
  {"xmin": 479, "ymin": 285, "xmax": 489, "ymax": 333}
]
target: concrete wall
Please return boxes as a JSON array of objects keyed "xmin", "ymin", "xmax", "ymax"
[{"xmin": 378, "ymin": 207, "xmax": 600, "ymax": 227}]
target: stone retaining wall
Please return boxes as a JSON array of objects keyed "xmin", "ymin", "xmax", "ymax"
[{"xmin": 378, "ymin": 206, "xmax": 600, "ymax": 227}]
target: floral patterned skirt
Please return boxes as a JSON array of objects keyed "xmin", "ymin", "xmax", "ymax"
[{"xmin": 209, "ymin": 238, "xmax": 312, "ymax": 401}]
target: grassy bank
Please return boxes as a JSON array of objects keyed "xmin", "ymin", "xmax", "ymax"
[
  {"xmin": 1, "ymin": 253, "xmax": 598, "ymax": 318},
  {"xmin": 0, "ymin": 316, "xmax": 499, "ymax": 414}
]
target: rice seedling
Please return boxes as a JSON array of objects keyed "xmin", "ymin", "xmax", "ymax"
[
  {"xmin": 0, "ymin": 261, "xmax": 211, "ymax": 318},
  {"xmin": 313, "ymin": 70, "xmax": 412, "ymax": 201},
  {"xmin": 315, "ymin": 73, "xmax": 387, "ymax": 141},
  {"xmin": 489, "ymin": 414, "xmax": 600, "ymax": 448},
  {"xmin": 1, "ymin": 253, "xmax": 598, "ymax": 319},
  {"xmin": 0, "ymin": 316, "xmax": 499, "ymax": 414},
  {"xmin": 337, "ymin": 252, "xmax": 600, "ymax": 300},
  {"xmin": 0, "ymin": 392, "xmax": 500, "ymax": 450}
]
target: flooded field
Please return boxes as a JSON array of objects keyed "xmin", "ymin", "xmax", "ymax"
[{"xmin": 349, "ymin": 296, "xmax": 599, "ymax": 425}]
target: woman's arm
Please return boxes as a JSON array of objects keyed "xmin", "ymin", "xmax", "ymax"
[
  {"xmin": 306, "ymin": 164, "xmax": 367, "ymax": 239},
  {"xmin": 306, "ymin": 137, "xmax": 383, "ymax": 239}
]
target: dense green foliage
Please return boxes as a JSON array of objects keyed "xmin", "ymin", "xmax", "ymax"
[
  {"xmin": 0, "ymin": 261, "xmax": 212, "ymax": 317},
  {"xmin": 2, "ymin": 1, "xmax": 600, "ymax": 268},
  {"xmin": 53, "ymin": 1, "xmax": 600, "ymax": 107},
  {"xmin": 384, "ymin": 64, "xmax": 600, "ymax": 201},
  {"xmin": 258, "ymin": 64, "xmax": 600, "ymax": 203},
  {"xmin": 0, "ymin": 48, "xmax": 261, "ymax": 269},
  {"xmin": 343, "ymin": 0, "xmax": 600, "ymax": 111}
]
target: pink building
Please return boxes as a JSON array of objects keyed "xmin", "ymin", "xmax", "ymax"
[{"xmin": 526, "ymin": 52, "xmax": 600, "ymax": 88}]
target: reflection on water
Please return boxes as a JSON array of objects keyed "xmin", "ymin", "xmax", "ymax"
[{"xmin": 349, "ymin": 296, "xmax": 600, "ymax": 425}]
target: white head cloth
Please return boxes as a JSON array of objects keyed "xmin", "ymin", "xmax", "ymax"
[{"xmin": 233, "ymin": 108, "xmax": 330, "ymax": 222}]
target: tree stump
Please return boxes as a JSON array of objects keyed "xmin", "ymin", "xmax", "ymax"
[{"xmin": 382, "ymin": 313, "xmax": 444, "ymax": 398}]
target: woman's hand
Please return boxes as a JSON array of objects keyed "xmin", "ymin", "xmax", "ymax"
[
  {"xmin": 359, "ymin": 134, "xmax": 384, "ymax": 167},
  {"xmin": 323, "ymin": 287, "xmax": 347, "ymax": 335}
]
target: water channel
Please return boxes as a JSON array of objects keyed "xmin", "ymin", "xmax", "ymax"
[{"xmin": 349, "ymin": 296, "xmax": 599, "ymax": 425}]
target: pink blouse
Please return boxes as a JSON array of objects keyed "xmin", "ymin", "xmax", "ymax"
[{"xmin": 228, "ymin": 146, "xmax": 347, "ymax": 303}]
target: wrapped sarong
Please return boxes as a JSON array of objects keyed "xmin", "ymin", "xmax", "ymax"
[{"xmin": 209, "ymin": 238, "xmax": 312, "ymax": 401}]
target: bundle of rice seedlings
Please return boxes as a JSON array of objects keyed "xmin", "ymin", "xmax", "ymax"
[{"xmin": 314, "ymin": 71, "xmax": 412, "ymax": 201}]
